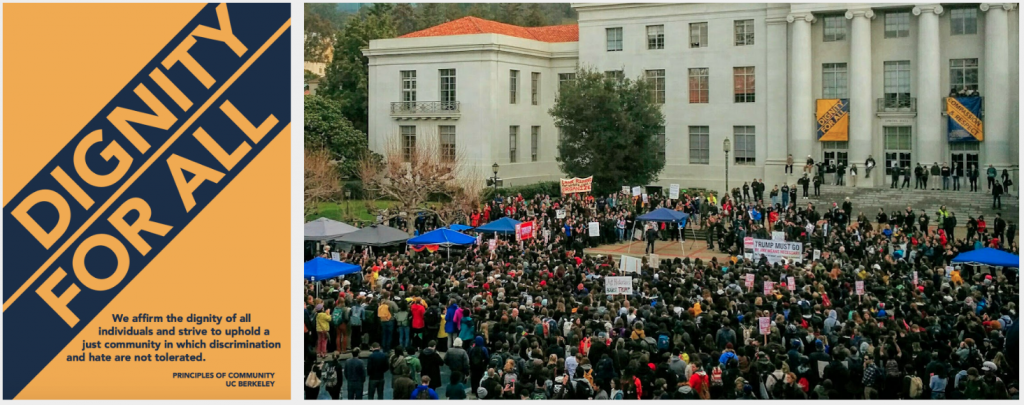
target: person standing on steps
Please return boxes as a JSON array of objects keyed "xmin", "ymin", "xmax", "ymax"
[
  {"xmin": 953, "ymin": 162, "xmax": 963, "ymax": 191},
  {"xmin": 930, "ymin": 162, "xmax": 941, "ymax": 190},
  {"xmin": 813, "ymin": 174, "xmax": 822, "ymax": 197},
  {"xmin": 781, "ymin": 184, "xmax": 790, "ymax": 208},
  {"xmin": 799, "ymin": 174, "xmax": 810, "ymax": 198},
  {"xmin": 865, "ymin": 155, "xmax": 876, "ymax": 179},
  {"xmin": 1001, "ymin": 169, "xmax": 1013, "ymax": 197},
  {"xmin": 915, "ymin": 163, "xmax": 925, "ymax": 189},
  {"xmin": 941, "ymin": 163, "xmax": 951, "ymax": 191},
  {"xmin": 992, "ymin": 181, "xmax": 1004, "ymax": 209},
  {"xmin": 987, "ymin": 164, "xmax": 997, "ymax": 192},
  {"xmin": 902, "ymin": 165, "xmax": 912, "ymax": 189},
  {"xmin": 836, "ymin": 162, "xmax": 846, "ymax": 186},
  {"xmin": 890, "ymin": 166, "xmax": 899, "ymax": 189},
  {"xmin": 786, "ymin": 154, "xmax": 794, "ymax": 175},
  {"xmin": 969, "ymin": 164, "xmax": 980, "ymax": 192},
  {"xmin": 850, "ymin": 164, "xmax": 858, "ymax": 188}
]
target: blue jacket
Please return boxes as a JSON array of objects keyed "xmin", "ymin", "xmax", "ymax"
[
  {"xmin": 344, "ymin": 357, "xmax": 366, "ymax": 382},
  {"xmin": 444, "ymin": 304, "xmax": 460, "ymax": 334},
  {"xmin": 410, "ymin": 385, "xmax": 439, "ymax": 399}
]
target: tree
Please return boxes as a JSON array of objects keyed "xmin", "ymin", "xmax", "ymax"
[
  {"xmin": 524, "ymin": 3, "xmax": 546, "ymax": 27},
  {"xmin": 304, "ymin": 13, "xmax": 336, "ymax": 62},
  {"xmin": 391, "ymin": 3, "xmax": 418, "ymax": 36},
  {"xmin": 318, "ymin": 10, "xmax": 397, "ymax": 135},
  {"xmin": 550, "ymin": 67, "xmax": 665, "ymax": 194},
  {"xmin": 417, "ymin": 3, "xmax": 445, "ymax": 30},
  {"xmin": 498, "ymin": 3, "xmax": 523, "ymax": 25},
  {"xmin": 305, "ymin": 147, "xmax": 342, "ymax": 217},
  {"xmin": 465, "ymin": 3, "xmax": 493, "ymax": 21},
  {"xmin": 358, "ymin": 129, "xmax": 478, "ymax": 232},
  {"xmin": 304, "ymin": 94, "xmax": 369, "ymax": 179}
]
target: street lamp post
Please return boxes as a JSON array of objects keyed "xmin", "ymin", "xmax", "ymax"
[
  {"xmin": 723, "ymin": 138, "xmax": 731, "ymax": 198},
  {"xmin": 491, "ymin": 163, "xmax": 500, "ymax": 195}
]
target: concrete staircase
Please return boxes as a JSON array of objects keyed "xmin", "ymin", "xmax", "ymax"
[{"xmin": 796, "ymin": 185, "xmax": 1019, "ymax": 223}]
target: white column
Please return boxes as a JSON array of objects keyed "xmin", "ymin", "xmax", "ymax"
[
  {"xmin": 787, "ymin": 13, "xmax": 815, "ymax": 163},
  {"xmin": 914, "ymin": 5, "xmax": 943, "ymax": 165},
  {"xmin": 981, "ymin": 3, "xmax": 1014, "ymax": 168},
  {"xmin": 846, "ymin": 9, "xmax": 874, "ymax": 180}
]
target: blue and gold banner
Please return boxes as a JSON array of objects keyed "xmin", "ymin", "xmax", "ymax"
[
  {"xmin": 816, "ymin": 99, "xmax": 849, "ymax": 142},
  {"xmin": 3, "ymin": 3, "xmax": 290, "ymax": 399},
  {"xmin": 947, "ymin": 96, "xmax": 984, "ymax": 142}
]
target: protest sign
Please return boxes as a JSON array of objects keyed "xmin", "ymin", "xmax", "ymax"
[
  {"xmin": 669, "ymin": 184, "xmax": 680, "ymax": 199},
  {"xmin": 642, "ymin": 194, "xmax": 648, "ymax": 204},
  {"xmin": 787, "ymin": 276, "xmax": 796, "ymax": 291},
  {"xmin": 560, "ymin": 176, "xmax": 593, "ymax": 194},
  {"xmin": 813, "ymin": 250, "xmax": 821, "ymax": 260},
  {"xmin": 331, "ymin": 252, "xmax": 341, "ymax": 261},
  {"xmin": 744, "ymin": 237, "xmax": 754, "ymax": 250},
  {"xmin": 945, "ymin": 266, "xmax": 953, "ymax": 278},
  {"xmin": 622, "ymin": 186, "xmax": 630, "ymax": 195},
  {"xmin": 759, "ymin": 317, "xmax": 771, "ymax": 335},
  {"xmin": 605, "ymin": 276, "xmax": 633, "ymax": 295},
  {"xmin": 752, "ymin": 239, "xmax": 803, "ymax": 264},
  {"xmin": 744, "ymin": 253, "xmax": 753, "ymax": 261},
  {"xmin": 855, "ymin": 280, "xmax": 865, "ymax": 295},
  {"xmin": 631, "ymin": 186, "xmax": 642, "ymax": 196},
  {"xmin": 542, "ymin": 229, "xmax": 550, "ymax": 243},
  {"xmin": 516, "ymin": 221, "xmax": 535, "ymax": 241},
  {"xmin": 648, "ymin": 254, "xmax": 659, "ymax": 267},
  {"xmin": 556, "ymin": 209, "xmax": 566, "ymax": 219},
  {"xmin": 619, "ymin": 255, "xmax": 641, "ymax": 273},
  {"xmin": 912, "ymin": 271, "xmax": 918, "ymax": 285},
  {"xmin": 588, "ymin": 222, "xmax": 600, "ymax": 237},
  {"xmin": 488, "ymin": 239, "xmax": 497, "ymax": 251},
  {"xmin": 764, "ymin": 281, "xmax": 774, "ymax": 295},
  {"xmin": 772, "ymin": 231, "xmax": 785, "ymax": 241},
  {"xmin": 745, "ymin": 273, "xmax": 755, "ymax": 289}
]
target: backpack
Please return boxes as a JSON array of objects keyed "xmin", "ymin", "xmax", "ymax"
[
  {"xmin": 657, "ymin": 334, "xmax": 670, "ymax": 351},
  {"xmin": 571, "ymin": 378, "xmax": 594, "ymax": 399},
  {"xmin": 331, "ymin": 307, "xmax": 346, "ymax": 326},
  {"xmin": 378, "ymin": 303, "xmax": 393, "ymax": 322},
  {"xmin": 416, "ymin": 387, "xmax": 433, "ymax": 400},
  {"xmin": 488, "ymin": 352, "xmax": 505, "ymax": 370},
  {"xmin": 425, "ymin": 306, "xmax": 441, "ymax": 327},
  {"xmin": 908, "ymin": 375, "xmax": 923, "ymax": 399},
  {"xmin": 470, "ymin": 347, "xmax": 488, "ymax": 368},
  {"xmin": 322, "ymin": 362, "xmax": 338, "ymax": 387},
  {"xmin": 710, "ymin": 365, "xmax": 723, "ymax": 387}
]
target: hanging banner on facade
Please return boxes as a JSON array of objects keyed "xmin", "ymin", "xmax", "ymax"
[
  {"xmin": 752, "ymin": 239, "xmax": 803, "ymax": 264},
  {"xmin": 816, "ymin": 99, "xmax": 849, "ymax": 141},
  {"xmin": 947, "ymin": 96, "xmax": 984, "ymax": 142},
  {"xmin": 560, "ymin": 176, "xmax": 593, "ymax": 194}
]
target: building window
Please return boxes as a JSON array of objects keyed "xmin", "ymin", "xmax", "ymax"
[
  {"xmin": 822, "ymin": 63, "xmax": 849, "ymax": 99},
  {"xmin": 688, "ymin": 126, "xmax": 709, "ymax": 164},
  {"xmin": 950, "ymin": 142, "xmax": 980, "ymax": 171},
  {"xmin": 606, "ymin": 27, "xmax": 623, "ymax": 51},
  {"xmin": 439, "ymin": 125, "xmax": 456, "ymax": 162},
  {"xmin": 733, "ymin": 126, "xmax": 755, "ymax": 165},
  {"xmin": 823, "ymin": 15, "xmax": 847, "ymax": 42},
  {"xmin": 655, "ymin": 126, "xmax": 666, "ymax": 162},
  {"xmin": 400, "ymin": 71, "xmax": 416, "ymax": 103},
  {"xmin": 647, "ymin": 25, "xmax": 665, "ymax": 50},
  {"xmin": 401, "ymin": 125, "xmax": 416, "ymax": 162},
  {"xmin": 646, "ymin": 69, "xmax": 665, "ymax": 104},
  {"xmin": 509, "ymin": 126, "xmax": 519, "ymax": 163},
  {"xmin": 558, "ymin": 73, "xmax": 576, "ymax": 93},
  {"xmin": 689, "ymin": 22, "xmax": 708, "ymax": 48},
  {"xmin": 531, "ymin": 126, "xmax": 540, "ymax": 162},
  {"xmin": 822, "ymin": 141, "xmax": 849, "ymax": 167},
  {"xmin": 440, "ymin": 69, "xmax": 456, "ymax": 109},
  {"xmin": 605, "ymin": 70, "xmax": 625, "ymax": 82},
  {"xmin": 531, "ymin": 72, "xmax": 540, "ymax": 105},
  {"xmin": 883, "ymin": 61, "xmax": 912, "ymax": 109},
  {"xmin": 734, "ymin": 19, "xmax": 754, "ymax": 46},
  {"xmin": 733, "ymin": 66, "xmax": 755, "ymax": 103},
  {"xmin": 949, "ymin": 58, "xmax": 979, "ymax": 94},
  {"xmin": 509, "ymin": 70, "xmax": 519, "ymax": 104},
  {"xmin": 884, "ymin": 126, "xmax": 912, "ymax": 174},
  {"xmin": 688, "ymin": 68, "xmax": 709, "ymax": 104},
  {"xmin": 884, "ymin": 11, "xmax": 910, "ymax": 38},
  {"xmin": 951, "ymin": 8, "xmax": 978, "ymax": 35}
]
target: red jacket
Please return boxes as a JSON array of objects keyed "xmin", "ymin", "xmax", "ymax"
[{"xmin": 411, "ymin": 302, "xmax": 427, "ymax": 329}]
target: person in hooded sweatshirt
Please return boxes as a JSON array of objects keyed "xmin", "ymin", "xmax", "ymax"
[
  {"xmin": 444, "ymin": 300, "xmax": 462, "ymax": 349},
  {"xmin": 823, "ymin": 310, "xmax": 840, "ymax": 335},
  {"xmin": 468, "ymin": 336, "xmax": 490, "ymax": 395},
  {"xmin": 410, "ymin": 375, "xmax": 440, "ymax": 399},
  {"xmin": 420, "ymin": 340, "xmax": 444, "ymax": 390}
]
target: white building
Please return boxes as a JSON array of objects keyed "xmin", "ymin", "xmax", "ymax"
[{"xmin": 364, "ymin": 3, "xmax": 1019, "ymax": 191}]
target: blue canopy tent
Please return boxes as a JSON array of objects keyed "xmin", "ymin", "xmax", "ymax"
[
  {"xmin": 447, "ymin": 224, "xmax": 473, "ymax": 232},
  {"xmin": 951, "ymin": 248, "xmax": 1020, "ymax": 268},
  {"xmin": 475, "ymin": 217, "xmax": 521, "ymax": 234},
  {"xmin": 631, "ymin": 208, "xmax": 691, "ymax": 255},
  {"xmin": 407, "ymin": 228, "xmax": 477, "ymax": 258},
  {"xmin": 304, "ymin": 258, "xmax": 361, "ymax": 294}
]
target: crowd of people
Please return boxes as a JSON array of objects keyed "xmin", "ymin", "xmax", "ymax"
[{"xmin": 304, "ymin": 182, "xmax": 1019, "ymax": 400}]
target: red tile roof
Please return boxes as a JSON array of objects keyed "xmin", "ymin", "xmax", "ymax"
[{"xmin": 399, "ymin": 16, "xmax": 578, "ymax": 43}]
